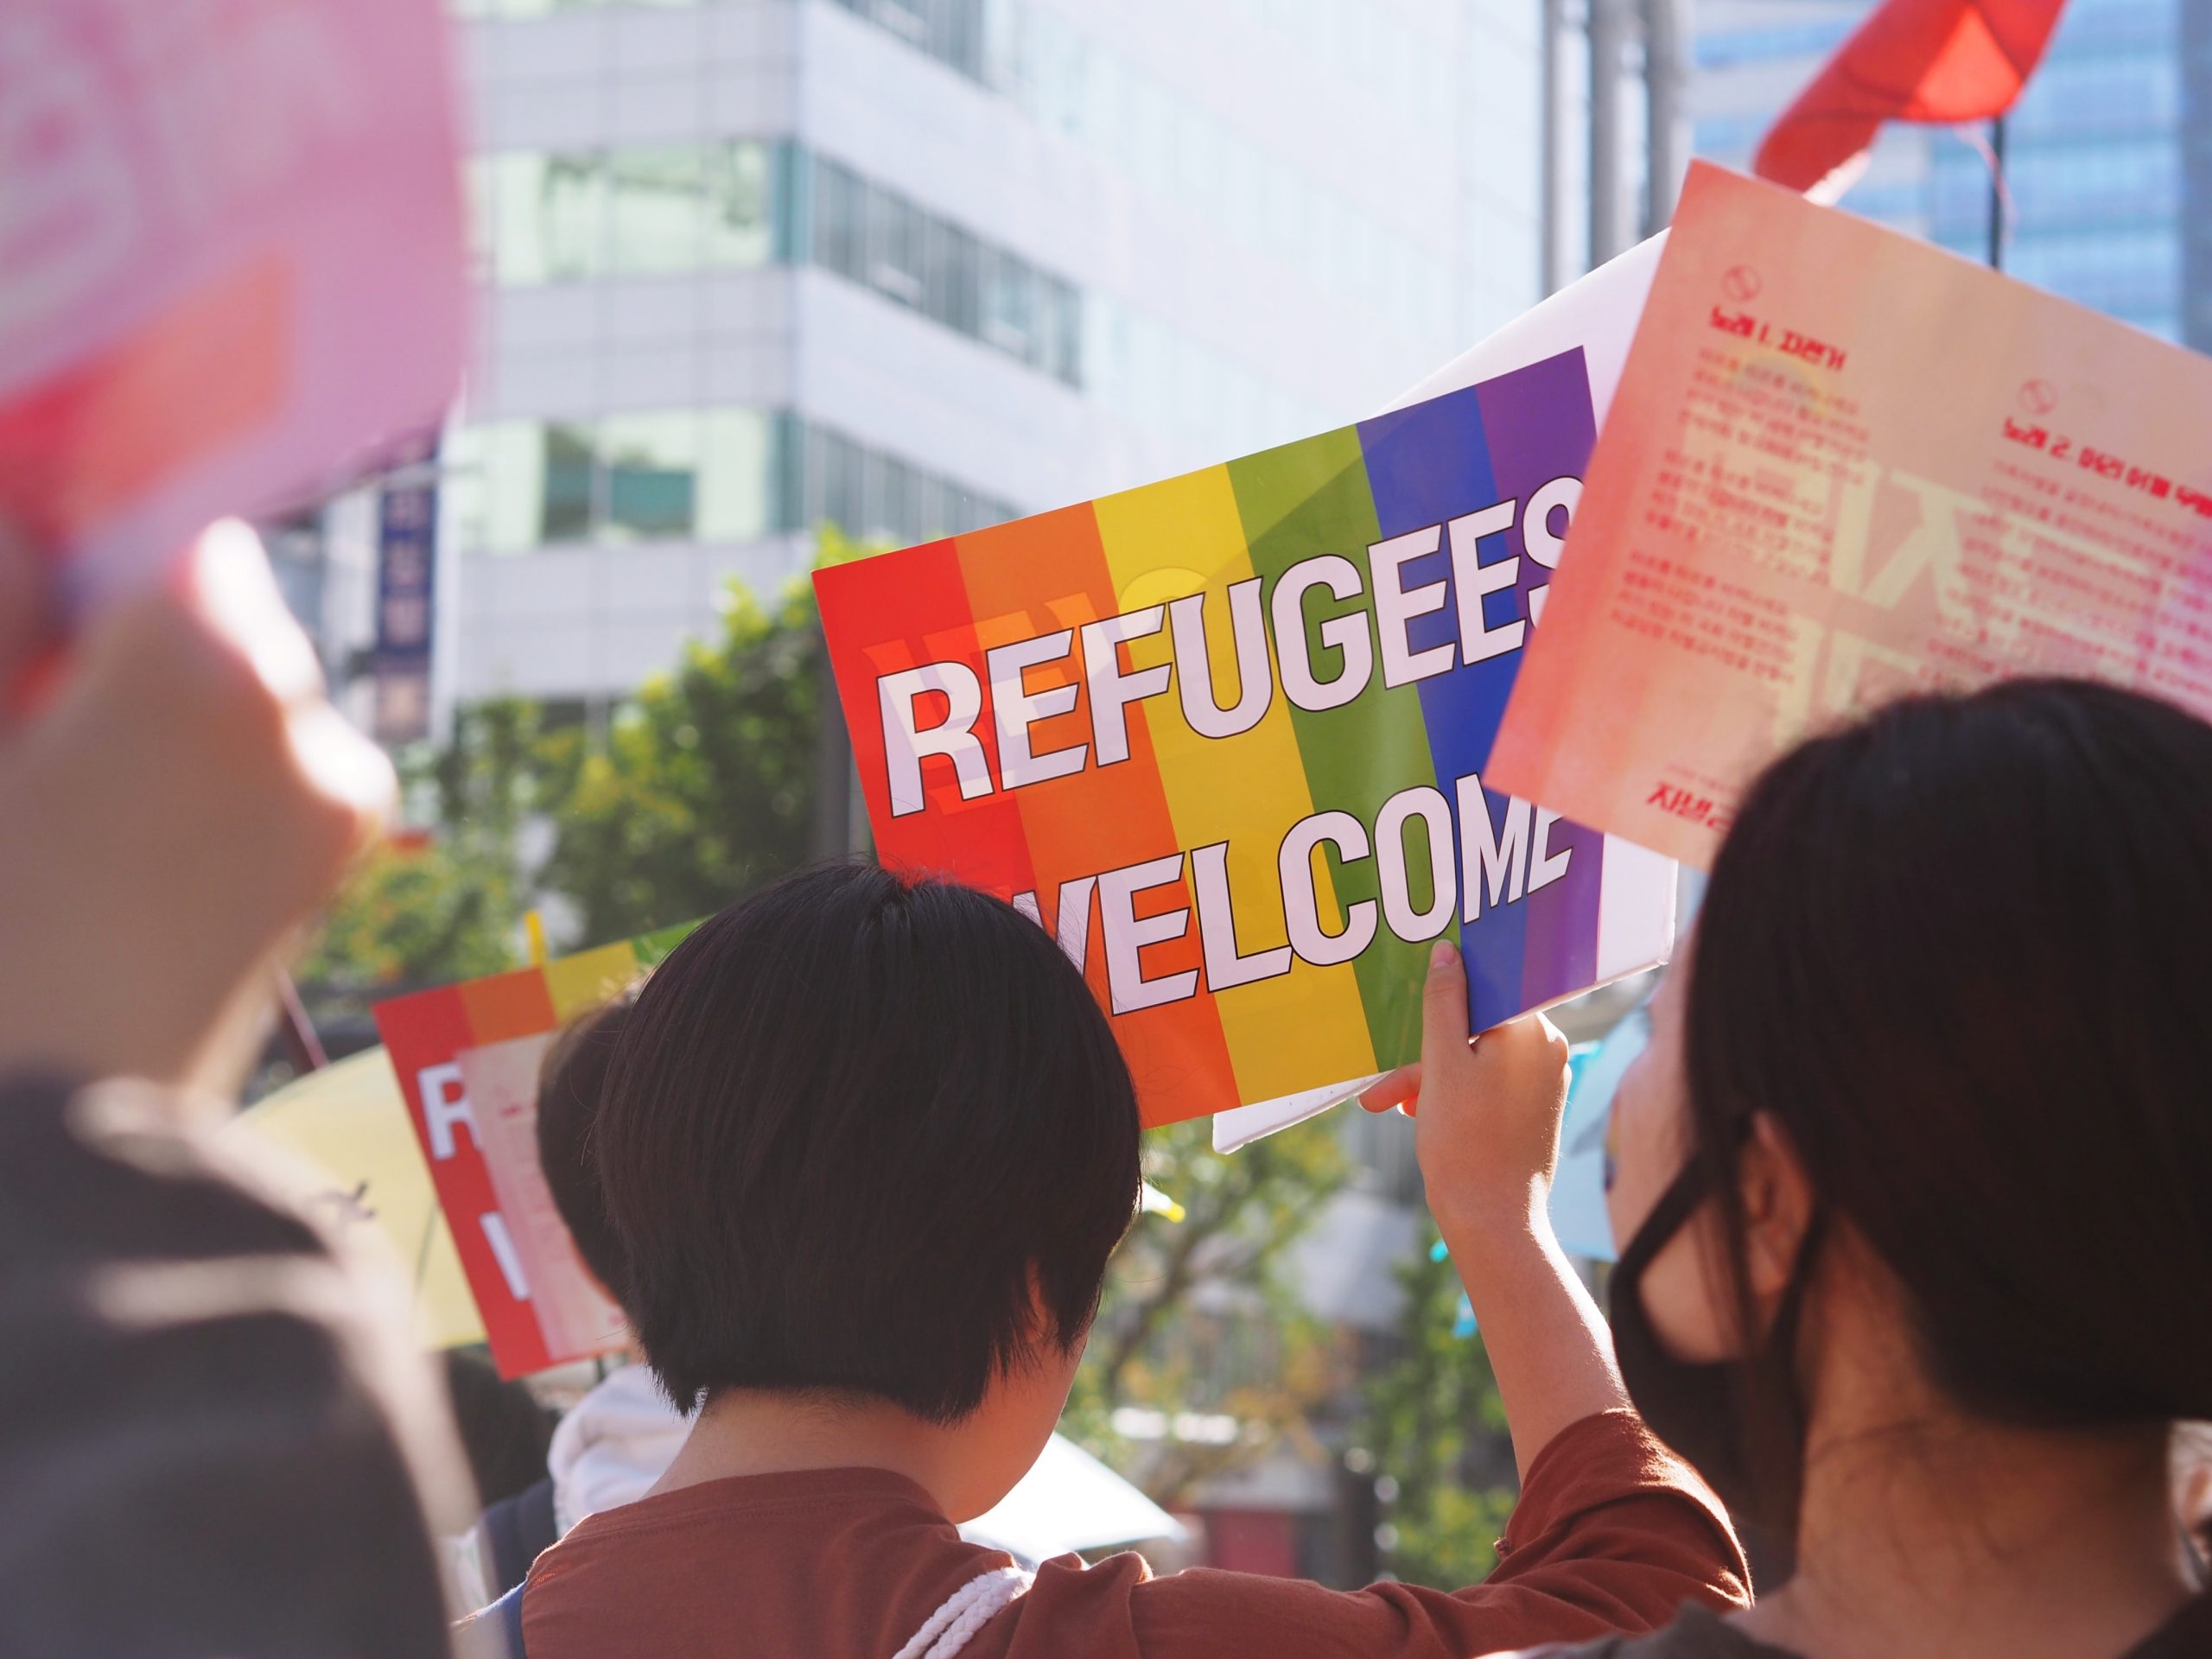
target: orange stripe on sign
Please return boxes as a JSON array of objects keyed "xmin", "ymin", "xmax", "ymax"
[
  {"xmin": 457, "ymin": 969, "xmax": 559, "ymax": 1046},
  {"xmin": 953, "ymin": 505, "xmax": 1240, "ymax": 1128},
  {"xmin": 0, "ymin": 252, "xmax": 292, "ymax": 550}
]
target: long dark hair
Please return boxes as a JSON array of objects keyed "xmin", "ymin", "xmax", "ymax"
[{"xmin": 1687, "ymin": 678, "xmax": 2212, "ymax": 1514}]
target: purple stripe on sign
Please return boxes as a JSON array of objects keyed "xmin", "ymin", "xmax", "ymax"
[{"xmin": 1474, "ymin": 349, "xmax": 1605, "ymax": 1005}]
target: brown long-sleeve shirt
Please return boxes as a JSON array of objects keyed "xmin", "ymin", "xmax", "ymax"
[{"xmin": 519, "ymin": 1409, "xmax": 1749, "ymax": 1658}]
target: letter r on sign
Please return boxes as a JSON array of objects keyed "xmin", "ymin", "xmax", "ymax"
[
  {"xmin": 879, "ymin": 662, "xmax": 994, "ymax": 817},
  {"xmin": 420, "ymin": 1062, "xmax": 475, "ymax": 1160}
]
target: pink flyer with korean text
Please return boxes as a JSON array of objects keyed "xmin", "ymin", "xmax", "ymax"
[{"xmin": 1491, "ymin": 162, "xmax": 2212, "ymax": 868}]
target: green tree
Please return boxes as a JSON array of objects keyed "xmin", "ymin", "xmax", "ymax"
[
  {"xmin": 1064, "ymin": 1114, "xmax": 1351, "ymax": 1510},
  {"xmin": 302, "ymin": 530, "xmax": 877, "ymax": 1014},
  {"xmin": 1357, "ymin": 1219, "xmax": 1518, "ymax": 1586},
  {"xmin": 537, "ymin": 528, "xmax": 876, "ymax": 942},
  {"xmin": 294, "ymin": 699, "xmax": 545, "ymax": 1022}
]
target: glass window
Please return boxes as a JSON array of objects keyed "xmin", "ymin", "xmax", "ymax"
[
  {"xmin": 699, "ymin": 410, "xmax": 772, "ymax": 542},
  {"xmin": 454, "ymin": 411, "xmax": 1001, "ymax": 552},
  {"xmin": 813, "ymin": 158, "xmax": 866, "ymax": 283},
  {"xmin": 536, "ymin": 154, "xmax": 605, "ymax": 283},
  {"xmin": 702, "ymin": 142, "xmax": 774, "ymax": 270},
  {"xmin": 866, "ymin": 185, "xmax": 926, "ymax": 306},
  {"xmin": 812, "ymin": 427, "xmax": 864, "ymax": 535},
  {"xmin": 605, "ymin": 147, "xmax": 707, "ymax": 276},
  {"xmin": 923, "ymin": 217, "xmax": 982, "ymax": 334},
  {"xmin": 856, "ymin": 449, "xmax": 903, "ymax": 541},
  {"xmin": 981, "ymin": 250, "xmax": 1034, "ymax": 360},
  {"xmin": 487, "ymin": 154, "xmax": 545, "ymax": 285},
  {"xmin": 1931, "ymin": 140, "xmax": 2177, "ymax": 231},
  {"xmin": 600, "ymin": 411, "xmax": 700, "ymax": 542},
  {"xmin": 769, "ymin": 412, "xmax": 806, "ymax": 532},
  {"xmin": 1694, "ymin": 21, "xmax": 1853, "ymax": 69},
  {"xmin": 924, "ymin": 0, "xmax": 986, "ymax": 78},
  {"xmin": 1039, "ymin": 273, "xmax": 1082, "ymax": 386},
  {"xmin": 460, "ymin": 422, "xmax": 546, "ymax": 554},
  {"xmin": 542, "ymin": 423, "xmax": 597, "ymax": 543}
]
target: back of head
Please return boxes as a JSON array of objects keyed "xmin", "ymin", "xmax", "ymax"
[
  {"xmin": 1690, "ymin": 677, "xmax": 2212, "ymax": 1432},
  {"xmin": 537, "ymin": 991, "xmax": 637, "ymax": 1302},
  {"xmin": 595, "ymin": 862, "xmax": 1142, "ymax": 1421}
]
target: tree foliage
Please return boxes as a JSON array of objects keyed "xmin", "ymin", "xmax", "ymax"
[
  {"xmin": 301, "ymin": 533, "xmax": 874, "ymax": 1003},
  {"xmin": 537, "ymin": 575, "xmax": 827, "ymax": 944},
  {"xmin": 295, "ymin": 699, "xmax": 543, "ymax": 1021},
  {"xmin": 1063, "ymin": 1114, "xmax": 1351, "ymax": 1510},
  {"xmin": 1357, "ymin": 1219, "xmax": 1520, "ymax": 1586}
]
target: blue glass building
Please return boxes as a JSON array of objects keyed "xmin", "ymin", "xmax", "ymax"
[{"xmin": 1693, "ymin": 0, "xmax": 2203, "ymax": 347}]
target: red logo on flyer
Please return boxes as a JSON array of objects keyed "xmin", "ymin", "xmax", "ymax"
[
  {"xmin": 1721, "ymin": 264, "xmax": 1762, "ymax": 303},
  {"xmin": 2018, "ymin": 378, "xmax": 2058, "ymax": 416}
]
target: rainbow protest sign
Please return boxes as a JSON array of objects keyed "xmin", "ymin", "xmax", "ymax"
[
  {"xmin": 374, "ymin": 923, "xmax": 696, "ymax": 1377},
  {"xmin": 817, "ymin": 348, "xmax": 1674, "ymax": 1137}
]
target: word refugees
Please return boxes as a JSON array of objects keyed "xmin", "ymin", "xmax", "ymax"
[{"xmin": 874, "ymin": 484, "xmax": 1580, "ymax": 815}]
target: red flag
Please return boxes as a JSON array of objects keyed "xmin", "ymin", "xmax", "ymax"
[{"xmin": 1753, "ymin": 0, "xmax": 2068, "ymax": 194}]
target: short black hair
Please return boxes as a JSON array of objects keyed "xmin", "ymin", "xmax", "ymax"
[
  {"xmin": 1688, "ymin": 678, "xmax": 2212, "ymax": 1513},
  {"xmin": 536, "ymin": 992, "xmax": 636, "ymax": 1300},
  {"xmin": 595, "ymin": 862, "xmax": 1142, "ymax": 1421}
]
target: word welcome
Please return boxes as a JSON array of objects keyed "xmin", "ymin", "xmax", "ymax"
[
  {"xmin": 1010, "ymin": 772, "xmax": 1575, "ymax": 1015},
  {"xmin": 876, "ymin": 486, "xmax": 1580, "ymax": 817}
]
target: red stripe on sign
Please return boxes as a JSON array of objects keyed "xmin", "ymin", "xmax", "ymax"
[
  {"xmin": 816, "ymin": 539, "xmax": 1039, "ymax": 901},
  {"xmin": 373, "ymin": 980, "xmax": 552, "ymax": 1377}
]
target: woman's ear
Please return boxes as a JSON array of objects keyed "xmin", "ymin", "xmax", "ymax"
[{"xmin": 1738, "ymin": 1111, "xmax": 1817, "ymax": 1308}]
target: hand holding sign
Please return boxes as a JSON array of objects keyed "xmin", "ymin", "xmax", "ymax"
[{"xmin": 0, "ymin": 522, "xmax": 394, "ymax": 1092}]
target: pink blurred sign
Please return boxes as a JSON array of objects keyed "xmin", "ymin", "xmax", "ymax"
[{"xmin": 0, "ymin": 0, "xmax": 467, "ymax": 606}]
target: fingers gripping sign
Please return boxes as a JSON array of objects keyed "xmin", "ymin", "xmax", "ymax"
[{"xmin": 1362, "ymin": 940, "xmax": 1573, "ymax": 1235}]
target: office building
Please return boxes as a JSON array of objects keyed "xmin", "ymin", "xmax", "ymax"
[{"xmin": 352, "ymin": 0, "xmax": 1551, "ymax": 716}]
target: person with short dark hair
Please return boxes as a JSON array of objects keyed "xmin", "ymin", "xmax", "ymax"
[
  {"xmin": 528, "ymin": 992, "xmax": 695, "ymax": 1543},
  {"xmin": 453, "ymin": 995, "xmax": 664, "ymax": 1592},
  {"xmin": 509, "ymin": 862, "xmax": 1748, "ymax": 1658},
  {"xmin": 448, "ymin": 992, "xmax": 691, "ymax": 1611},
  {"xmin": 1516, "ymin": 680, "xmax": 2212, "ymax": 1659}
]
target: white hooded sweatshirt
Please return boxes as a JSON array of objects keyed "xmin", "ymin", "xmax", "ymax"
[{"xmin": 547, "ymin": 1363, "xmax": 691, "ymax": 1535}]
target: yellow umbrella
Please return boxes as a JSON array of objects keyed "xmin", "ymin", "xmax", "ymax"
[{"xmin": 230, "ymin": 1046, "xmax": 486, "ymax": 1351}]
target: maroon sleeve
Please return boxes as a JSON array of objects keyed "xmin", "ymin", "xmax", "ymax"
[{"xmin": 1126, "ymin": 1410, "xmax": 1747, "ymax": 1659}]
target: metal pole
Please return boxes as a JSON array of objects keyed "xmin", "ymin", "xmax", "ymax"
[
  {"xmin": 1987, "ymin": 114, "xmax": 2008, "ymax": 270},
  {"xmin": 1588, "ymin": 0, "xmax": 1629, "ymax": 265},
  {"xmin": 1540, "ymin": 0, "xmax": 1565, "ymax": 294},
  {"xmin": 1643, "ymin": 0, "xmax": 1688, "ymax": 232},
  {"xmin": 274, "ymin": 968, "xmax": 327, "ymax": 1073}
]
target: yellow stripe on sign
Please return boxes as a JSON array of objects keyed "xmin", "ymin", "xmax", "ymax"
[
  {"xmin": 543, "ymin": 942, "xmax": 643, "ymax": 1022},
  {"xmin": 1092, "ymin": 464, "xmax": 1377, "ymax": 1103}
]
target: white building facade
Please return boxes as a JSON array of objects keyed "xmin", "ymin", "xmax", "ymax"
[{"xmin": 413, "ymin": 0, "xmax": 1545, "ymax": 715}]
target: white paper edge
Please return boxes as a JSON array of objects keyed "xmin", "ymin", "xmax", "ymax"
[
  {"xmin": 1378, "ymin": 232, "xmax": 1666, "ymax": 423},
  {"xmin": 1212, "ymin": 1074, "xmax": 1382, "ymax": 1153}
]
